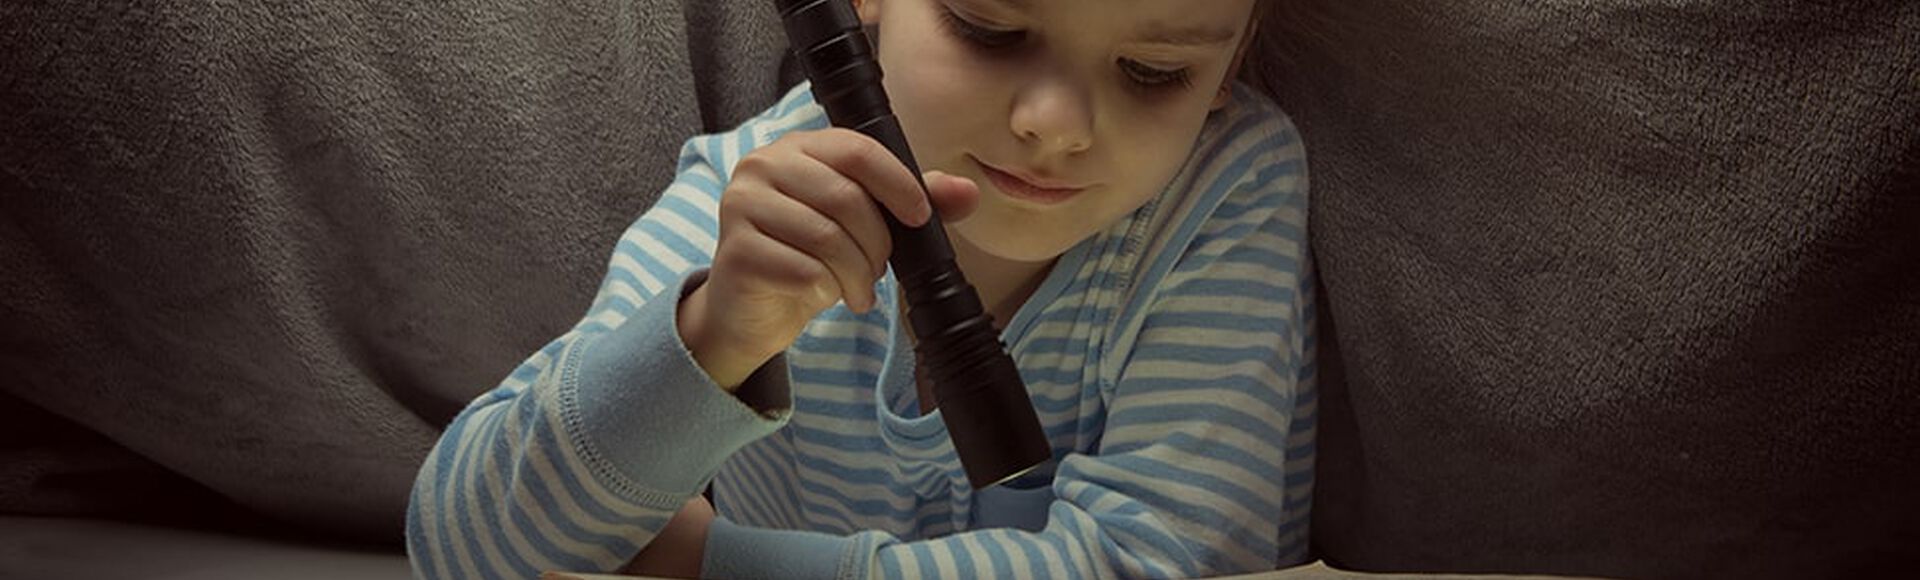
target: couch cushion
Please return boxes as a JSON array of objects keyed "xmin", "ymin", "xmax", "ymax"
[
  {"xmin": 1249, "ymin": 1, "xmax": 1920, "ymax": 577},
  {"xmin": 0, "ymin": 0, "xmax": 789, "ymax": 539},
  {"xmin": 0, "ymin": 516, "xmax": 411, "ymax": 579}
]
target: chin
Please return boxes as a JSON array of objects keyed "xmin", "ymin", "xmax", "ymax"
[{"xmin": 953, "ymin": 220, "xmax": 1079, "ymax": 264}]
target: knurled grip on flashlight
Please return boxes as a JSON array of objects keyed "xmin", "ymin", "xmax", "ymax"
[{"xmin": 774, "ymin": 0, "xmax": 1051, "ymax": 489}]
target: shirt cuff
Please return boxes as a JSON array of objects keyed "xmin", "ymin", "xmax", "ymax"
[
  {"xmin": 702, "ymin": 516, "xmax": 855, "ymax": 580},
  {"xmin": 562, "ymin": 269, "xmax": 794, "ymax": 498}
]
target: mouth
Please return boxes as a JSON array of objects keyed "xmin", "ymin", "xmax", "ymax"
[{"xmin": 972, "ymin": 157, "xmax": 1087, "ymax": 205}]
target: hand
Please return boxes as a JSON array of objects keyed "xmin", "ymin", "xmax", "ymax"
[{"xmin": 679, "ymin": 128, "xmax": 980, "ymax": 390}]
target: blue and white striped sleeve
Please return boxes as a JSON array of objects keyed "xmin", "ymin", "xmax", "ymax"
[
  {"xmin": 1029, "ymin": 156, "xmax": 1313, "ymax": 576},
  {"xmin": 704, "ymin": 104, "xmax": 1314, "ymax": 579},
  {"xmin": 909, "ymin": 207, "xmax": 1307, "ymax": 579},
  {"xmin": 882, "ymin": 153, "xmax": 1311, "ymax": 578},
  {"xmin": 403, "ymin": 91, "xmax": 823, "ymax": 580}
]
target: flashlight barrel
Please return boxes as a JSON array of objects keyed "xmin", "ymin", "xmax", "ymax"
[{"xmin": 775, "ymin": 0, "xmax": 1051, "ymax": 488}]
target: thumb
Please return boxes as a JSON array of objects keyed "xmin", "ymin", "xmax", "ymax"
[{"xmin": 924, "ymin": 171, "xmax": 981, "ymax": 223}]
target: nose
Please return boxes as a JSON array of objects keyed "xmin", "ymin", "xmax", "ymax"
[{"xmin": 1008, "ymin": 78, "xmax": 1093, "ymax": 157}]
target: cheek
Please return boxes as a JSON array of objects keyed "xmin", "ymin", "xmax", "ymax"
[
  {"xmin": 1109, "ymin": 110, "xmax": 1212, "ymax": 204},
  {"xmin": 882, "ymin": 54, "xmax": 999, "ymax": 167},
  {"xmin": 874, "ymin": 14, "xmax": 1011, "ymax": 150},
  {"xmin": 885, "ymin": 59, "xmax": 975, "ymax": 121}
]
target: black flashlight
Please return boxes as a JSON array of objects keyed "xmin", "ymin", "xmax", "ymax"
[{"xmin": 773, "ymin": 0, "xmax": 1051, "ymax": 489}]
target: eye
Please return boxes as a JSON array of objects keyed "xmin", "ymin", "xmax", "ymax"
[
  {"xmin": 1118, "ymin": 58, "xmax": 1193, "ymax": 91},
  {"xmin": 938, "ymin": 6, "xmax": 1025, "ymax": 49}
]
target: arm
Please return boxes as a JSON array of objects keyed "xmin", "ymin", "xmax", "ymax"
[
  {"xmin": 404, "ymin": 110, "xmax": 796, "ymax": 580},
  {"xmin": 704, "ymin": 150, "xmax": 1315, "ymax": 578},
  {"xmin": 892, "ymin": 194, "xmax": 1313, "ymax": 578},
  {"xmin": 406, "ymin": 83, "xmax": 977, "ymax": 580}
]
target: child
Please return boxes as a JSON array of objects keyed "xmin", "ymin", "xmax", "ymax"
[{"xmin": 408, "ymin": 0, "xmax": 1314, "ymax": 577}]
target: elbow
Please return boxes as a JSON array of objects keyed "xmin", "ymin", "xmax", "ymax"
[
  {"xmin": 404, "ymin": 444, "xmax": 449, "ymax": 580},
  {"xmin": 404, "ymin": 499, "xmax": 438, "ymax": 580}
]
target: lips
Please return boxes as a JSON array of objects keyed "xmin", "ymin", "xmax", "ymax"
[{"xmin": 973, "ymin": 157, "xmax": 1087, "ymax": 205}]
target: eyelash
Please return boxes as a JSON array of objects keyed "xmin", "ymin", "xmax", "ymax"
[
  {"xmin": 937, "ymin": 6, "xmax": 1024, "ymax": 48},
  {"xmin": 1118, "ymin": 59, "xmax": 1193, "ymax": 91},
  {"xmin": 936, "ymin": 6, "xmax": 1194, "ymax": 92}
]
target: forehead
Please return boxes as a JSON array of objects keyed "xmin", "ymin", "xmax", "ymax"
[
  {"xmin": 968, "ymin": 0, "xmax": 1256, "ymax": 44},
  {"xmin": 978, "ymin": 0, "xmax": 1255, "ymax": 22}
]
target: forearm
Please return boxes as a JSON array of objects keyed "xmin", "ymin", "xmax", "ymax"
[
  {"xmin": 701, "ymin": 491, "xmax": 1261, "ymax": 580},
  {"xmin": 405, "ymin": 88, "xmax": 838, "ymax": 579},
  {"xmin": 407, "ymin": 273, "xmax": 792, "ymax": 580},
  {"xmin": 678, "ymin": 282, "xmax": 772, "ymax": 392},
  {"xmin": 405, "ymin": 361, "xmax": 683, "ymax": 580}
]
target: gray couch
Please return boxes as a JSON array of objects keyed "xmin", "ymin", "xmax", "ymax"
[
  {"xmin": 3, "ymin": 0, "xmax": 1914, "ymax": 578},
  {"xmin": 1250, "ymin": 1, "xmax": 1919, "ymax": 577}
]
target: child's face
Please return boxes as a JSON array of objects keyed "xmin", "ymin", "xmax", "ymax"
[{"xmin": 859, "ymin": 0, "xmax": 1259, "ymax": 263}]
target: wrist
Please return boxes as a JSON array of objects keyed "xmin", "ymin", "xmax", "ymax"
[
  {"xmin": 677, "ymin": 283, "xmax": 762, "ymax": 391},
  {"xmin": 623, "ymin": 496, "xmax": 714, "ymax": 578}
]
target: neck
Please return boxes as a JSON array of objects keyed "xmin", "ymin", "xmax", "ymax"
[
  {"xmin": 894, "ymin": 229, "xmax": 1056, "ymax": 337},
  {"xmin": 947, "ymin": 230, "xmax": 1056, "ymax": 331},
  {"xmin": 899, "ymin": 229, "xmax": 1055, "ymax": 415}
]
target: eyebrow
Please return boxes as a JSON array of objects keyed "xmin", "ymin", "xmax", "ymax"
[
  {"xmin": 976, "ymin": 0, "xmax": 1240, "ymax": 48},
  {"xmin": 980, "ymin": 0, "xmax": 1240, "ymax": 47},
  {"xmin": 1132, "ymin": 22, "xmax": 1241, "ymax": 47}
]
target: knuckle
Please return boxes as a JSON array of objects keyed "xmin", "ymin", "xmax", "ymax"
[
  {"xmin": 846, "ymin": 133, "xmax": 881, "ymax": 160},
  {"xmin": 716, "ymin": 230, "xmax": 767, "ymax": 268},
  {"xmin": 771, "ymin": 130, "xmax": 810, "ymax": 148},
  {"xmin": 821, "ymin": 129, "xmax": 876, "ymax": 166},
  {"xmin": 734, "ymin": 150, "xmax": 776, "ymax": 177},
  {"xmin": 717, "ymin": 187, "xmax": 754, "ymax": 219},
  {"xmin": 747, "ymin": 255, "xmax": 837, "ymax": 314},
  {"xmin": 799, "ymin": 219, "xmax": 842, "ymax": 250},
  {"xmin": 774, "ymin": 258, "xmax": 831, "ymax": 293},
  {"xmin": 825, "ymin": 178, "xmax": 869, "ymax": 210},
  {"xmin": 873, "ymin": 238, "xmax": 893, "ymax": 270},
  {"xmin": 798, "ymin": 259, "xmax": 834, "ymax": 288}
]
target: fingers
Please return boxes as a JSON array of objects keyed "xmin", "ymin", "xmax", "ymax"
[
  {"xmin": 693, "ymin": 220, "xmax": 837, "ymax": 380},
  {"xmin": 729, "ymin": 187, "xmax": 881, "ymax": 312},
  {"xmin": 748, "ymin": 151, "xmax": 894, "ymax": 285},
  {"xmin": 923, "ymin": 171, "xmax": 982, "ymax": 223},
  {"xmin": 790, "ymin": 129, "xmax": 932, "ymax": 227},
  {"xmin": 717, "ymin": 128, "xmax": 971, "ymax": 316}
]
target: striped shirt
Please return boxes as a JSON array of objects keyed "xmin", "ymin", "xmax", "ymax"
[{"xmin": 407, "ymin": 82, "xmax": 1316, "ymax": 580}]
